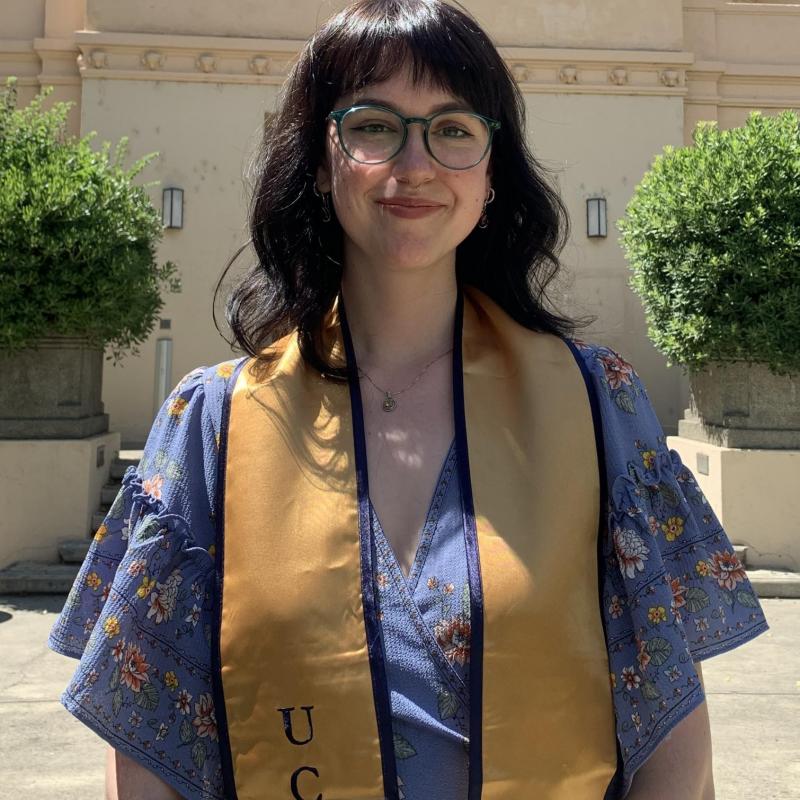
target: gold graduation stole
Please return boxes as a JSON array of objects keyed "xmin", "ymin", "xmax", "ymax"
[{"xmin": 212, "ymin": 286, "xmax": 618, "ymax": 799}]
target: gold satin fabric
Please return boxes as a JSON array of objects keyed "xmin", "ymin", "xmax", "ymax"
[
  {"xmin": 220, "ymin": 287, "xmax": 617, "ymax": 799},
  {"xmin": 462, "ymin": 291, "xmax": 617, "ymax": 797}
]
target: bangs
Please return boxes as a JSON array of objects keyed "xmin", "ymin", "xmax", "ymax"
[{"xmin": 309, "ymin": 0, "xmax": 505, "ymax": 119}]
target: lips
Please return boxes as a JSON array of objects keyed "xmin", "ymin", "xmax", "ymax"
[{"xmin": 376, "ymin": 198, "xmax": 444, "ymax": 208}]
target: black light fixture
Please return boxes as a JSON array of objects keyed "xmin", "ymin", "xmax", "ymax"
[
  {"xmin": 162, "ymin": 187, "xmax": 184, "ymax": 229},
  {"xmin": 586, "ymin": 197, "xmax": 607, "ymax": 238}
]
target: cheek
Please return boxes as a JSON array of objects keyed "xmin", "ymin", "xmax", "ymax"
[
  {"xmin": 450, "ymin": 172, "xmax": 489, "ymax": 214},
  {"xmin": 330, "ymin": 162, "xmax": 382, "ymax": 218}
]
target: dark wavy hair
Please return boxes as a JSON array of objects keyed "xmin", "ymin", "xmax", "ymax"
[{"xmin": 214, "ymin": 0, "xmax": 593, "ymax": 377}]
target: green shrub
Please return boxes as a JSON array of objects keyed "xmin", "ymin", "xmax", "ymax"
[
  {"xmin": 617, "ymin": 109, "xmax": 800, "ymax": 376},
  {"xmin": 0, "ymin": 77, "xmax": 180, "ymax": 363}
]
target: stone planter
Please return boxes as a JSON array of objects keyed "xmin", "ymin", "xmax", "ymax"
[
  {"xmin": 0, "ymin": 336, "xmax": 109, "ymax": 439},
  {"xmin": 678, "ymin": 361, "xmax": 800, "ymax": 449}
]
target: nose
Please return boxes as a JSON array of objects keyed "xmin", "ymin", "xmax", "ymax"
[{"xmin": 392, "ymin": 121, "xmax": 437, "ymax": 182}]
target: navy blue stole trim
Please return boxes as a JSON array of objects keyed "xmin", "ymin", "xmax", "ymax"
[
  {"xmin": 211, "ymin": 356, "xmax": 249, "ymax": 800},
  {"xmin": 452, "ymin": 287, "xmax": 485, "ymax": 800},
  {"xmin": 338, "ymin": 298, "xmax": 401, "ymax": 800},
  {"xmin": 561, "ymin": 339, "xmax": 625, "ymax": 800}
]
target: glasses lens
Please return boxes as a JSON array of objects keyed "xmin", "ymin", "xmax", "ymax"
[
  {"xmin": 340, "ymin": 107, "xmax": 491, "ymax": 168},
  {"xmin": 340, "ymin": 107, "xmax": 404, "ymax": 163},
  {"xmin": 428, "ymin": 112, "xmax": 490, "ymax": 169}
]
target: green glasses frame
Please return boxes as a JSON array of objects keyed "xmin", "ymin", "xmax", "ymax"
[{"xmin": 326, "ymin": 103, "xmax": 501, "ymax": 170}]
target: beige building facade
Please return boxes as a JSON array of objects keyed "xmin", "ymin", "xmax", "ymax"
[
  {"xmin": 3, "ymin": 0, "xmax": 800, "ymax": 443},
  {"xmin": 2, "ymin": 2, "xmax": 800, "ymax": 571}
]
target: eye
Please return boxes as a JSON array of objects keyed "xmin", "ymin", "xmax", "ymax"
[
  {"xmin": 438, "ymin": 126, "xmax": 472, "ymax": 138},
  {"xmin": 430, "ymin": 114, "xmax": 481, "ymax": 139},
  {"xmin": 354, "ymin": 123, "xmax": 396, "ymax": 134}
]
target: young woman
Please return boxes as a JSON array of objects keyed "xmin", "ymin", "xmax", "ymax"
[{"xmin": 49, "ymin": 2, "xmax": 767, "ymax": 798}]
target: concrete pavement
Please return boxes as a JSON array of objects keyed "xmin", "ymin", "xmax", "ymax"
[{"xmin": 1, "ymin": 595, "xmax": 798, "ymax": 799}]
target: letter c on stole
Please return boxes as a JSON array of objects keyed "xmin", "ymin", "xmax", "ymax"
[{"xmin": 290, "ymin": 766, "xmax": 322, "ymax": 800}]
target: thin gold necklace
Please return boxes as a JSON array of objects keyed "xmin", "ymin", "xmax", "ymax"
[{"xmin": 357, "ymin": 348, "xmax": 453, "ymax": 412}]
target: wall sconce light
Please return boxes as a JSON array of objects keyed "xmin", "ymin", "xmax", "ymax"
[
  {"xmin": 162, "ymin": 187, "xmax": 183, "ymax": 229},
  {"xmin": 586, "ymin": 197, "xmax": 607, "ymax": 238}
]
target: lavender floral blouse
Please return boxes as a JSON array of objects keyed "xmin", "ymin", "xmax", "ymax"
[{"xmin": 47, "ymin": 342, "xmax": 769, "ymax": 799}]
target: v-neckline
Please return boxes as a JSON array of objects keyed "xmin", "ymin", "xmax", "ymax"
[{"xmin": 368, "ymin": 437, "xmax": 457, "ymax": 592}]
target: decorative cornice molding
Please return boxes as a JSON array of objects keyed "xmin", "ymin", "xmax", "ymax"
[
  {"xmin": 2, "ymin": 30, "xmax": 798, "ymax": 106},
  {"xmin": 684, "ymin": 1, "xmax": 800, "ymax": 17},
  {"xmin": 687, "ymin": 96, "xmax": 800, "ymax": 109},
  {"xmin": 1, "ymin": 40, "xmax": 37, "ymax": 54},
  {"xmin": 497, "ymin": 47, "xmax": 692, "ymax": 95},
  {"xmin": 68, "ymin": 32, "xmax": 698, "ymax": 94},
  {"xmin": 608, "ymin": 67, "xmax": 628, "ymax": 86},
  {"xmin": 140, "ymin": 50, "xmax": 165, "ymax": 71},
  {"xmin": 32, "ymin": 37, "xmax": 79, "ymax": 55},
  {"xmin": 0, "ymin": 40, "xmax": 38, "ymax": 68},
  {"xmin": 196, "ymin": 53, "xmax": 216, "ymax": 73},
  {"xmin": 73, "ymin": 31, "xmax": 300, "ymax": 85},
  {"xmin": 497, "ymin": 45, "xmax": 694, "ymax": 65},
  {"xmin": 686, "ymin": 59, "xmax": 800, "ymax": 108}
]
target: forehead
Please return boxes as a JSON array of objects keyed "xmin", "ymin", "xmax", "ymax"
[{"xmin": 335, "ymin": 64, "xmax": 471, "ymax": 115}]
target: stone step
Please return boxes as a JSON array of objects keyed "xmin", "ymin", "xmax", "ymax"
[
  {"xmin": 733, "ymin": 544, "xmax": 748, "ymax": 567},
  {"xmin": 110, "ymin": 451, "xmax": 142, "ymax": 480},
  {"xmin": 101, "ymin": 484, "xmax": 121, "ymax": 506},
  {"xmin": 96, "ymin": 452, "xmax": 142, "ymax": 521},
  {"xmin": 59, "ymin": 539, "xmax": 91, "ymax": 564},
  {"xmin": 0, "ymin": 561, "xmax": 80, "ymax": 594},
  {"xmin": 746, "ymin": 569, "xmax": 800, "ymax": 600},
  {"xmin": 109, "ymin": 462, "xmax": 129, "ymax": 481}
]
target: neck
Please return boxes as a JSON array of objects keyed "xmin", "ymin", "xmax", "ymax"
[{"xmin": 339, "ymin": 258, "xmax": 457, "ymax": 374}]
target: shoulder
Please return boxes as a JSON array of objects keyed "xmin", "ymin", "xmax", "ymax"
[
  {"xmin": 565, "ymin": 338, "xmax": 641, "ymax": 388},
  {"xmin": 562, "ymin": 337, "xmax": 655, "ymax": 428},
  {"xmin": 136, "ymin": 357, "xmax": 247, "ymax": 516},
  {"xmin": 165, "ymin": 357, "xmax": 249, "ymax": 406},
  {"xmin": 156, "ymin": 358, "xmax": 248, "ymax": 431}
]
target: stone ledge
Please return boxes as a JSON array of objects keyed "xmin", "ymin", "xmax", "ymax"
[
  {"xmin": 0, "ymin": 562, "xmax": 79, "ymax": 595},
  {"xmin": 58, "ymin": 540, "xmax": 91, "ymax": 565},
  {"xmin": 746, "ymin": 569, "xmax": 800, "ymax": 600}
]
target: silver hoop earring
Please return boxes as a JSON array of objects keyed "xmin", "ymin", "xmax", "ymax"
[
  {"xmin": 313, "ymin": 181, "xmax": 332, "ymax": 223},
  {"xmin": 478, "ymin": 187, "xmax": 495, "ymax": 229}
]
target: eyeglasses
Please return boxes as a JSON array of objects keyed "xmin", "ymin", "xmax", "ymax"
[{"xmin": 326, "ymin": 104, "xmax": 500, "ymax": 170}]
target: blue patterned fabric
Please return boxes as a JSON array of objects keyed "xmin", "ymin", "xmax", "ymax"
[
  {"xmin": 47, "ymin": 340, "xmax": 768, "ymax": 799},
  {"xmin": 370, "ymin": 437, "xmax": 470, "ymax": 799},
  {"xmin": 572, "ymin": 340, "xmax": 769, "ymax": 795},
  {"xmin": 47, "ymin": 362, "xmax": 233, "ymax": 799}
]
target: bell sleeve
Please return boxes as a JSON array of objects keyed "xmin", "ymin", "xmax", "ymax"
[
  {"xmin": 47, "ymin": 361, "xmax": 241, "ymax": 800},
  {"xmin": 576, "ymin": 341, "xmax": 770, "ymax": 798}
]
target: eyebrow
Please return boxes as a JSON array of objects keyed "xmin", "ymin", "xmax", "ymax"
[{"xmin": 349, "ymin": 97, "xmax": 474, "ymax": 115}]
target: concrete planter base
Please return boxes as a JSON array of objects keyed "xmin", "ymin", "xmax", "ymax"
[
  {"xmin": 0, "ymin": 431, "xmax": 121, "ymax": 569},
  {"xmin": 679, "ymin": 362, "xmax": 800, "ymax": 449},
  {"xmin": 667, "ymin": 435, "xmax": 800, "ymax": 573},
  {"xmin": 0, "ymin": 337, "xmax": 109, "ymax": 439}
]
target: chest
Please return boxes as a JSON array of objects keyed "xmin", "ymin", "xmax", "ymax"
[{"xmin": 359, "ymin": 363, "xmax": 454, "ymax": 578}]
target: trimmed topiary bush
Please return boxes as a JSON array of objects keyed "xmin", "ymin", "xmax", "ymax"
[
  {"xmin": 0, "ymin": 77, "xmax": 180, "ymax": 363},
  {"xmin": 617, "ymin": 109, "xmax": 800, "ymax": 377}
]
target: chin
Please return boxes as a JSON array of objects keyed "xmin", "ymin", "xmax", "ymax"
[
  {"xmin": 380, "ymin": 243, "xmax": 453, "ymax": 272},
  {"xmin": 344, "ymin": 228, "xmax": 465, "ymax": 273}
]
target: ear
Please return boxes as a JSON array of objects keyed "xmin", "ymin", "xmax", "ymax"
[{"xmin": 315, "ymin": 158, "xmax": 331, "ymax": 193}]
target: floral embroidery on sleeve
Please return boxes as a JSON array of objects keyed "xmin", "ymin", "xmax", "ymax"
[
  {"xmin": 48, "ymin": 360, "xmax": 245, "ymax": 800},
  {"xmin": 573, "ymin": 340, "xmax": 769, "ymax": 797}
]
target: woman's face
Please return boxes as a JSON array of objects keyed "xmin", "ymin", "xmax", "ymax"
[{"xmin": 315, "ymin": 63, "xmax": 493, "ymax": 277}]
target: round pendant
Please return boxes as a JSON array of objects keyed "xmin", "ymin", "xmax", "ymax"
[{"xmin": 382, "ymin": 394, "xmax": 397, "ymax": 412}]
